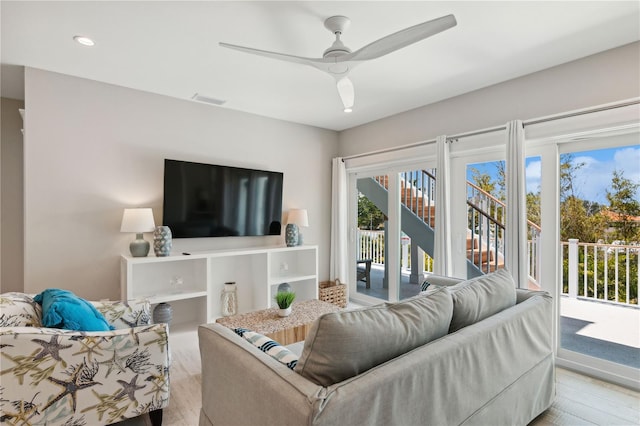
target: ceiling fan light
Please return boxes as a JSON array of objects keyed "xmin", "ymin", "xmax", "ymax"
[
  {"xmin": 73, "ymin": 35, "xmax": 95, "ymax": 46},
  {"xmin": 344, "ymin": 108, "xmax": 353, "ymax": 113}
]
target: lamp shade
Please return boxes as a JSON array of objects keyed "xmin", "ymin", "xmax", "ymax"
[
  {"xmin": 120, "ymin": 208, "xmax": 155, "ymax": 233},
  {"xmin": 288, "ymin": 209, "xmax": 309, "ymax": 227}
]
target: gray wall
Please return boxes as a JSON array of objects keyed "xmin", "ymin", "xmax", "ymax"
[
  {"xmin": 338, "ymin": 42, "xmax": 640, "ymax": 156},
  {"xmin": 12, "ymin": 42, "xmax": 640, "ymax": 300},
  {"xmin": 24, "ymin": 68, "xmax": 338, "ymax": 300},
  {"xmin": 1, "ymin": 97, "xmax": 25, "ymax": 292}
]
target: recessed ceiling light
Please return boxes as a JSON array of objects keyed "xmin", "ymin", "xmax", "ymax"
[{"xmin": 73, "ymin": 35, "xmax": 95, "ymax": 46}]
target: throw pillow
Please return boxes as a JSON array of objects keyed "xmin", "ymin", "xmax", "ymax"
[
  {"xmin": 295, "ymin": 286, "xmax": 453, "ymax": 387},
  {"xmin": 34, "ymin": 288, "xmax": 114, "ymax": 331},
  {"xmin": 0, "ymin": 292, "xmax": 42, "ymax": 327},
  {"xmin": 234, "ymin": 328, "xmax": 298, "ymax": 370},
  {"xmin": 447, "ymin": 268, "xmax": 517, "ymax": 333}
]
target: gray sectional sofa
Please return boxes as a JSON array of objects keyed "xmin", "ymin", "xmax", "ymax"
[{"xmin": 198, "ymin": 269, "xmax": 555, "ymax": 426}]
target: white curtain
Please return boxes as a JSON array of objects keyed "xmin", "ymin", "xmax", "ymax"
[
  {"xmin": 505, "ymin": 120, "xmax": 528, "ymax": 288},
  {"xmin": 330, "ymin": 157, "xmax": 348, "ymax": 282},
  {"xmin": 434, "ymin": 135, "xmax": 452, "ymax": 276}
]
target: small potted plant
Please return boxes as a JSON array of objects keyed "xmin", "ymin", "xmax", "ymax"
[{"xmin": 275, "ymin": 290, "xmax": 296, "ymax": 317}]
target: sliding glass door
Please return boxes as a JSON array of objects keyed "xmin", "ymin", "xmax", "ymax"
[
  {"xmin": 527, "ymin": 108, "xmax": 640, "ymax": 389},
  {"xmin": 349, "ymin": 162, "xmax": 437, "ymax": 303},
  {"xmin": 355, "ymin": 173, "xmax": 390, "ymax": 301},
  {"xmin": 343, "ymin": 101, "xmax": 639, "ymax": 388},
  {"xmin": 556, "ymin": 136, "xmax": 640, "ymax": 382}
]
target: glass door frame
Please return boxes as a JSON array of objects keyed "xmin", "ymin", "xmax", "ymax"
[
  {"xmin": 449, "ymin": 131, "xmax": 507, "ymax": 279},
  {"xmin": 550, "ymin": 133, "xmax": 640, "ymax": 390},
  {"xmin": 342, "ymin": 100, "xmax": 639, "ymax": 389},
  {"xmin": 347, "ymin": 158, "xmax": 436, "ymax": 305}
]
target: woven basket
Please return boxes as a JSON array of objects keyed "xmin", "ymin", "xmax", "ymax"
[{"xmin": 319, "ymin": 279, "xmax": 347, "ymax": 308}]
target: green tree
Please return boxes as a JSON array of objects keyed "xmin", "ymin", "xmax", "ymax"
[
  {"xmin": 583, "ymin": 200, "xmax": 603, "ymax": 216},
  {"xmin": 469, "ymin": 167, "xmax": 495, "ymax": 194},
  {"xmin": 495, "ymin": 161, "xmax": 506, "ymax": 201},
  {"xmin": 605, "ymin": 169, "xmax": 640, "ymax": 242},
  {"xmin": 358, "ymin": 194, "xmax": 385, "ymax": 230},
  {"xmin": 557, "ymin": 153, "xmax": 606, "ymax": 243},
  {"xmin": 559, "ymin": 153, "xmax": 586, "ymax": 202},
  {"xmin": 526, "ymin": 191, "xmax": 541, "ymax": 227},
  {"xmin": 560, "ymin": 196, "xmax": 607, "ymax": 242}
]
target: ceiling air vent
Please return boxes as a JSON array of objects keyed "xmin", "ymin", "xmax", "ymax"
[{"xmin": 191, "ymin": 93, "xmax": 226, "ymax": 106}]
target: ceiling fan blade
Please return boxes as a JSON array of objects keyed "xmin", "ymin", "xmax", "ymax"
[
  {"xmin": 336, "ymin": 77, "xmax": 355, "ymax": 110},
  {"xmin": 220, "ymin": 42, "xmax": 322, "ymax": 67},
  {"xmin": 346, "ymin": 14, "xmax": 457, "ymax": 62}
]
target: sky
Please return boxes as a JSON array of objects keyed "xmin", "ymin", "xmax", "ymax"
[{"xmin": 467, "ymin": 145, "xmax": 640, "ymax": 204}]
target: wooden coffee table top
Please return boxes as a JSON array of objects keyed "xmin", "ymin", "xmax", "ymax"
[{"xmin": 216, "ymin": 299, "xmax": 340, "ymax": 339}]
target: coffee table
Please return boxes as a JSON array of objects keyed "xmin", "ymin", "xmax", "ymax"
[{"xmin": 216, "ymin": 299, "xmax": 341, "ymax": 345}]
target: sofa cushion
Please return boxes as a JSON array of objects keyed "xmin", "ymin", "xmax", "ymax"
[
  {"xmin": 447, "ymin": 268, "xmax": 517, "ymax": 333},
  {"xmin": 234, "ymin": 328, "xmax": 299, "ymax": 370},
  {"xmin": 34, "ymin": 288, "xmax": 114, "ymax": 331},
  {"xmin": 0, "ymin": 292, "xmax": 42, "ymax": 327},
  {"xmin": 295, "ymin": 286, "xmax": 453, "ymax": 387}
]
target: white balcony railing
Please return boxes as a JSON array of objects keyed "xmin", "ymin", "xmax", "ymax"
[
  {"xmin": 561, "ymin": 239, "xmax": 639, "ymax": 308},
  {"xmin": 357, "ymin": 230, "xmax": 385, "ymax": 265},
  {"xmin": 357, "ymin": 230, "xmax": 433, "ymax": 274}
]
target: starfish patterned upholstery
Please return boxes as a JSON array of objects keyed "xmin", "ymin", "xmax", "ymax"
[{"xmin": 0, "ymin": 292, "xmax": 170, "ymax": 426}]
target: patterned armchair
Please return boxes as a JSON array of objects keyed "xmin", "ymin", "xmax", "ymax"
[{"xmin": 0, "ymin": 292, "xmax": 170, "ymax": 426}]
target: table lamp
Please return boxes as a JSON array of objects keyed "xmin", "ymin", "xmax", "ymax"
[
  {"xmin": 121, "ymin": 208, "xmax": 155, "ymax": 257},
  {"xmin": 286, "ymin": 209, "xmax": 309, "ymax": 246}
]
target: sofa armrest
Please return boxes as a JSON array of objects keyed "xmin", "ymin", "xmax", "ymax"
[
  {"xmin": 0, "ymin": 323, "xmax": 169, "ymax": 425},
  {"xmin": 423, "ymin": 273, "xmax": 465, "ymax": 287},
  {"xmin": 198, "ymin": 323, "xmax": 323, "ymax": 426},
  {"xmin": 516, "ymin": 288, "xmax": 549, "ymax": 304},
  {"xmin": 91, "ymin": 299, "xmax": 152, "ymax": 329}
]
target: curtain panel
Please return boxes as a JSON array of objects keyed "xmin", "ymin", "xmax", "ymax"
[
  {"xmin": 505, "ymin": 120, "xmax": 528, "ymax": 288},
  {"xmin": 434, "ymin": 135, "xmax": 452, "ymax": 276},
  {"xmin": 330, "ymin": 157, "xmax": 348, "ymax": 282}
]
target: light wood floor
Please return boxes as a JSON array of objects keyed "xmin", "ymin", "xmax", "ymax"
[{"xmin": 125, "ymin": 328, "xmax": 640, "ymax": 426}]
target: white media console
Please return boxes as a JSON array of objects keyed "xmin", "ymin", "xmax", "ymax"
[{"xmin": 120, "ymin": 245, "xmax": 318, "ymax": 328}]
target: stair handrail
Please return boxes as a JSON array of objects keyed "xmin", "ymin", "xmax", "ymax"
[
  {"xmin": 369, "ymin": 170, "xmax": 542, "ymax": 284},
  {"xmin": 467, "ymin": 181, "xmax": 542, "ymax": 232},
  {"xmin": 467, "ymin": 180, "xmax": 542, "ymax": 284}
]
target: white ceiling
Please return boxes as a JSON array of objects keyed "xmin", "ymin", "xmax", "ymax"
[{"xmin": 1, "ymin": 1, "xmax": 639, "ymax": 131}]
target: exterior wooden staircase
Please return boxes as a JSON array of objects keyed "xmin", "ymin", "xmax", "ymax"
[
  {"xmin": 362, "ymin": 169, "xmax": 542, "ymax": 288},
  {"xmin": 373, "ymin": 171, "xmax": 508, "ymax": 276}
]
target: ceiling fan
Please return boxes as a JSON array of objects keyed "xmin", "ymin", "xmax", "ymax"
[{"xmin": 220, "ymin": 14, "xmax": 457, "ymax": 112}]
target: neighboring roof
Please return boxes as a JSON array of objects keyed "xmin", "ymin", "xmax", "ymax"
[{"xmin": 601, "ymin": 209, "xmax": 640, "ymax": 223}]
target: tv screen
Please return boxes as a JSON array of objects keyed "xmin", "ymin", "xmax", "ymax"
[{"xmin": 162, "ymin": 159, "xmax": 283, "ymax": 238}]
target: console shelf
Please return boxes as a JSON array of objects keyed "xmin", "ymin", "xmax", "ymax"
[{"xmin": 121, "ymin": 245, "xmax": 318, "ymax": 327}]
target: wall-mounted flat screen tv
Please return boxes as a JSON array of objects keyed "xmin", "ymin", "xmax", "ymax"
[{"xmin": 162, "ymin": 159, "xmax": 283, "ymax": 238}]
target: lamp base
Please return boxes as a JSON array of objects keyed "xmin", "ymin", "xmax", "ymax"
[{"xmin": 130, "ymin": 233, "xmax": 150, "ymax": 257}]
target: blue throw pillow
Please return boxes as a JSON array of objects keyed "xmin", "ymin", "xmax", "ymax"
[{"xmin": 34, "ymin": 289, "xmax": 114, "ymax": 331}]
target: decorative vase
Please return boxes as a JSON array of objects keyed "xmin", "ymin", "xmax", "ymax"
[
  {"xmin": 153, "ymin": 226, "xmax": 172, "ymax": 257},
  {"xmin": 285, "ymin": 224, "xmax": 298, "ymax": 247},
  {"xmin": 278, "ymin": 306, "xmax": 292, "ymax": 317},
  {"xmin": 153, "ymin": 302, "xmax": 173, "ymax": 324},
  {"xmin": 277, "ymin": 282, "xmax": 291, "ymax": 293},
  {"xmin": 221, "ymin": 282, "xmax": 238, "ymax": 317}
]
